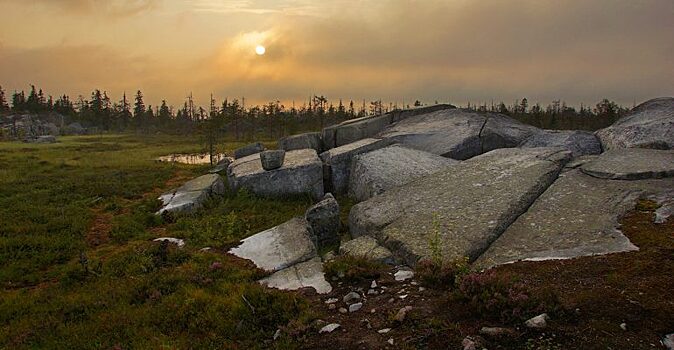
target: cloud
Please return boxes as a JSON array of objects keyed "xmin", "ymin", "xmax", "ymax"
[{"xmin": 2, "ymin": 0, "xmax": 161, "ymax": 17}]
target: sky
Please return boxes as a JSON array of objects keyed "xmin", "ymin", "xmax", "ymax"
[{"xmin": 0, "ymin": 0, "xmax": 673, "ymax": 108}]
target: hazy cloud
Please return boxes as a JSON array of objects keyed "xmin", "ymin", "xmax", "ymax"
[{"xmin": 1, "ymin": 0, "xmax": 161, "ymax": 17}]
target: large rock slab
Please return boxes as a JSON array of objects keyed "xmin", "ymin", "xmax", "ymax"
[
  {"xmin": 157, "ymin": 174, "xmax": 225, "ymax": 215},
  {"xmin": 305, "ymin": 193, "xmax": 341, "ymax": 249},
  {"xmin": 321, "ymin": 104, "xmax": 456, "ymax": 149},
  {"xmin": 228, "ymin": 217, "xmax": 317, "ymax": 272},
  {"xmin": 320, "ymin": 138, "xmax": 392, "ymax": 194},
  {"xmin": 348, "ymin": 144, "xmax": 459, "ymax": 202},
  {"xmin": 520, "ymin": 130, "xmax": 602, "ymax": 157},
  {"xmin": 377, "ymin": 109, "xmax": 538, "ymax": 160},
  {"xmin": 259, "ymin": 257, "xmax": 332, "ymax": 294},
  {"xmin": 234, "ymin": 142, "xmax": 265, "ymax": 159},
  {"xmin": 278, "ymin": 132, "xmax": 323, "ymax": 152},
  {"xmin": 580, "ymin": 149, "xmax": 674, "ymax": 180},
  {"xmin": 339, "ymin": 236, "xmax": 394, "ymax": 264},
  {"xmin": 227, "ymin": 149, "xmax": 324, "ymax": 200},
  {"xmin": 596, "ymin": 97, "xmax": 674, "ymax": 150},
  {"xmin": 473, "ymin": 170, "xmax": 674, "ymax": 270},
  {"xmin": 349, "ymin": 148, "xmax": 571, "ymax": 266}
]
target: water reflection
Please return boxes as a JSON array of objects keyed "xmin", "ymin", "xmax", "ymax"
[{"xmin": 156, "ymin": 153, "xmax": 228, "ymax": 165}]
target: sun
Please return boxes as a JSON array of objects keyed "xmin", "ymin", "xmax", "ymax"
[{"xmin": 255, "ymin": 45, "xmax": 266, "ymax": 55}]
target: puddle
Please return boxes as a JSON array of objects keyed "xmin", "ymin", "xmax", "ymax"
[{"xmin": 156, "ymin": 153, "xmax": 228, "ymax": 165}]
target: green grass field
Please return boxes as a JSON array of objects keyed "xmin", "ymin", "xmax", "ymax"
[{"xmin": 0, "ymin": 135, "xmax": 318, "ymax": 349}]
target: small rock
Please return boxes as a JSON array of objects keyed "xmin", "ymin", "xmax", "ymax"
[
  {"xmin": 393, "ymin": 306, "xmax": 413, "ymax": 323},
  {"xmin": 319, "ymin": 323, "xmax": 341, "ymax": 334},
  {"xmin": 273, "ymin": 329, "xmax": 281, "ymax": 340},
  {"xmin": 200, "ymin": 247, "xmax": 212, "ymax": 252},
  {"xmin": 153, "ymin": 237, "xmax": 185, "ymax": 248},
  {"xmin": 325, "ymin": 298, "xmax": 339, "ymax": 304},
  {"xmin": 399, "ymin": 294, "xmax": 408, "ymax": 299},
  {"xmin": 378, "ymin": 328, "xmax": 391, "ymax": 334},
  {"xmin": 662, "ymin": 333, "xmax": 674, "ymax": 350},
  {"xmin": 343, "ymin": 291, "xmax": 361, "ymax": 304},
  {"xmin": 349, "ymin": 302, "xmax": 363, "ymax": 313},
  {"xmin": 388, "ymin": 298, "xmax": 395, "ymax": 303},
  {"xmin": 462, "ymin": 337, "xmax": 477, "ymax": 350},
  {"xmin": 387, "ymin": 338, "xmax": 394, "ymax": 345},
  {"xmin": 371, "ymin": 280, "xmax": 378, "ymax": 288},
  {"xmin": 370, "ymin": 308, "xmax": 376, "ymax": 314},
  {"xmin": 410, "ymin": 281, "xmax": 418, "ymax": 286},
  {"xmin": 367, "ymin": 289, "xmax": 377, "ymax": 295},
  {"xmin": 418, "ymin": 287, "xmax": 426, "ymax": 292},
  {"xmin": 360, "ymin": 318, "xmax": 372, "ymax": 329},
  {"xmin": 260, "ymin": 150, "xmax": 286, "ymax": 171},
  {"xmin": 525, "ymin": 313, "xmax": 550, "ymax": 329},
  {"xmin": 479, "ymin": 326, "xmax": 515, "ymax": 337},
  {"xmin": 394, "ymin": 270, "xmax": 414, "ymax": 281},
  {"xmin": 338, "ymin": 307, "xmax": 347, "ymax": 314},
  {"xmin": 620, "ymin": 323, "xmax": 627, "ymax": 331},
  {"xmin": 328, "ymin": 304, "xmax": 336, "ymax": 310}
]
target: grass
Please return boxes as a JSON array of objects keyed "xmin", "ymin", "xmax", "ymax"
[{"xmin": 0, "ymin": 134, "xmax": 316, "ymax": 349}]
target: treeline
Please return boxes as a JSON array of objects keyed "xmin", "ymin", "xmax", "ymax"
[{"xmin": 0, "ymin": 85, "xmax": 631, "ymax": 140}]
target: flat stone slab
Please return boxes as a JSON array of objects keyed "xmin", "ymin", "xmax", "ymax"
[
  {"xmin": 377, "ymin": 109, "xmax": 538, "ymax": 160},
  {"xmin": 473, "ymin": 170, "xmax": 674, "ymax": 270},
  {"xmin": 520, "ymin": 130, "xmax": 602, "ymax": 157},
  {"xmin": 348, "ymin": 144, "xmax": 459, "ymax": 202},
  {"xmin": 339, "ymin": 236, "xmax": 394, "ymax": 264},
  {"xmin": 320, "ymin": 138, "xmax": 392, "ymax": 194},
  {"xmin": 229, "ymin": 217, "xmax": 317, "ymax": 272},
  {"xmin": 349, "ymin": 148, "xmax": 571, "ymax": 266},
  {"xmin": 157, "ymin": 174, "xmax": 225, "ymax": 215},
  {"xmin": 580, "ymin": 149, "xmax": 674, "ymax": 180},
  {"xmin": 227, "ymin": 149, "xmax": 324, "ymax": 200},
  {"xmin": 596, "ymin": 97, "xmax": 674, "ymax": 151},
  {"xmin": 259, "ymin": 257, "xmax": 332, "ymax": 294}
]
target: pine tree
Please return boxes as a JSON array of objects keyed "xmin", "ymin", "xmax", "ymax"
[
  {"xmin": 0, "ymin": 86, "xmax": 9, "ymax": 112},
  {"xmin": 133, "ymin": 90, "xmax": 145, "ymax": 130}
]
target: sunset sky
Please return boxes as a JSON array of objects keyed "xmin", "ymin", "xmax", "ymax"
[{"xmin": 0, "ymin": 0, "xmax": 672, "ymax": 108}]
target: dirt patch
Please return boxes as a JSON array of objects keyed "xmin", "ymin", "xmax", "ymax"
[
  {"xmin": 86, "ymin": 208, "xmax": 113, "ymax": 247},
  {"xmin": 298, "ymin": 202, "xmax": 674, "ymax": 349}
]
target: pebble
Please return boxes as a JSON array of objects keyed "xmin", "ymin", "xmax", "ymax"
[
  {"xmin": 371, "ymin": 280, "xmax": 378, "ymax": 288},
  {"xmin": 388, "ymin": 298, "xmax": 395, "ymax": 303},
  {"xmin": 349, "ymin": 302, "xmax": 363, "ymax": 313},
  {"xmin": 370, "ymin": 308, "xmax": 376, "ymax": 314},
  {"xmin": 339, "ymin": 307, "xmax": 347, "ymax": 314},
  {"xmin": 387, "ymin": 338, "xmax": 394, "ymax": 345},
  {"xmin": 153, "ymin": 237, "xmax": 185, "ymax": 248},
  {"xmin": 462, "ymin": 337, "xmax": 477, "ymax": 350},
  {"xmin": 367, "ymin": 289, "xmax": 377, "ymax": 295},
  {"xmin": 319, "ymin": 323, "xmax": 341, "ymax": 334},
  {"xmin": 343, "ymin": 292, "xmax": 361, "ymax": 305},
  {"xmin": 325, "ymin": 298, "xmax": 338, "ymax": 304},
  {"xmin": 620, "ymin": 323, "xmax": 627, "ymax": 331},
  {"xmin": 378, "ymin": 328, "xmax": 391, "ymax": 334},
  {"xmin": 393, "ymin": 306, "xmax": 413, "ymax": 323},
  {"xmin": 394, "ymin": 270, "xmax": 414, "ymax": 281},
  {"xmin": 399, "ymin": 294, "xmax": 408, "ymax": 299},
  {"xmin": 418, "ymin": 287, "xmax": 426, "ymax": 292},
  {"xmin": 328, "ymin": 304, "xmax": 336, "ymax": 310},
  {"xmin": 273, "ymin": 329, "xmax": 281, "ymax": 340},
  {"xmin": 525, "ymin": 313, "xmax": 550, "ymax": 329},
  {"xmin": 662, "ymin": 333, "xmax": 674, "ymax": 350},
  {"xmin": 479, "ymin": 326, "xmax": 514, "ymax": 337}
]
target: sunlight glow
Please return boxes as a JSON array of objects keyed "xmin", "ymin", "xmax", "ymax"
[{"xmin": 255, "ymin": 45, "xmax": 266, "ymax": 55}]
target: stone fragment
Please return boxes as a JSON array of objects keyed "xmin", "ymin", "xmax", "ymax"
[
  {"xmin": 349, "ymin": 302, "xmax": 363, "ymax": 312},
  {"xmin": 462, "ymin": 337, "xmax": 477, "ymax": 350},
  {"xmin": 259, "ymin": 257, "xmax": 332, "ymax": 294},
  {"xmin": 378, "ymin": 328, "xmax": 391, "ymax": 334},
  {"xmin": 525, "ymin": 313, "xmax": 550, "ymax": 329},
  {"xmin": 157, "ymin": 174, "xmax": 225, "ymax": 215},
  {"xmin": 596, "ymin": 97, "xmax": 674, "ymax": 151},
  {"xmin": 305, "ymin": 193, "xmax": 341, "ymax": 249},
  {"xmin": 228, "ymin": 149, "xmax": 324, "ymax": 200},
  {"xmin": 234, "ymin": 142, "xmax": 265, "ymax": 159},
  {"xmin": 663, "ymin": 333, "xmax": 674, "ymax": 350},
  {"xmin": 228, "ymin": 217, "xmax": 316, "ymax": 272},
  {"xmin": 479, "ymin": 327, "xmax": 515, "ymax": 337},
  {"xmin": 350, "ymin": 148, "xmax": 571, "ymax": 266},
  {"xmin": 339, "ymin": 236, "xmax": 394, "ymax": 264},
  {"xmin": 393, "ymin": 306, "xmax": 413, "ymax": 323},
  {"xmin": 260, "ymin": 150, "xmax": 286, "ymax": 171},
  {"xmin": 319, "ymin": 323, "xmax": 341, "ymax": 334},
  {"xmin": 348, "ymin": 144, "xmax": 458, "ymax": 202},
  {"xmin": 343, "ymin": 291, "xmax": 361, "ymax": 305},
  {"xmin": 394, "ymin": 270, "xmax": 414, "ymax": 281},
  {"xmin": 580, "ymin": 149, "xmax": 674, "ymax": 180},
  {"xmin": 153, "ymin": 237, "xmax": 185, "ymax": 248}
]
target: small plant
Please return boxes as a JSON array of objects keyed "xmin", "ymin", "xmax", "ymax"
[
  {"xmin": 415, "ymin": 256, "xmax": 469, "ymax": 289},
  {"xmin": 454, "ymin": 270, "xmax": 558, "ymax": 323},
  {"xmin": 324, "ymin": 255, "xmax": 386, "ymax": 282}
]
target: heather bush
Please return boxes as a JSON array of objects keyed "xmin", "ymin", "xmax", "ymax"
[{"xmin": 415, "ymin": 257, "xmax": 469, "ymax": 289}]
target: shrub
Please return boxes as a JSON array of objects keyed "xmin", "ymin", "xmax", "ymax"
[
  {"xmin": 324, "ymin": 255, "xmax": 386, "ymax": 282},
  {"xmin": 453, "ymin": 270, "xmax": 558, "ymax": 323},
  {"xmin": 416, "ymin": 257, "xmax": 469, "ymax": 289}
]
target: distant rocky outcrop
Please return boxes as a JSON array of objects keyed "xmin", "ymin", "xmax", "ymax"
[{"xmin": 596, "ymin": 97, "xmax": 674, "ymax": 150}]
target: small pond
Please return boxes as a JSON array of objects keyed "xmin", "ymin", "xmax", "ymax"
[{"xmin": 156, "ymin": 153, "xmax": 228, "ymax": 165}]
